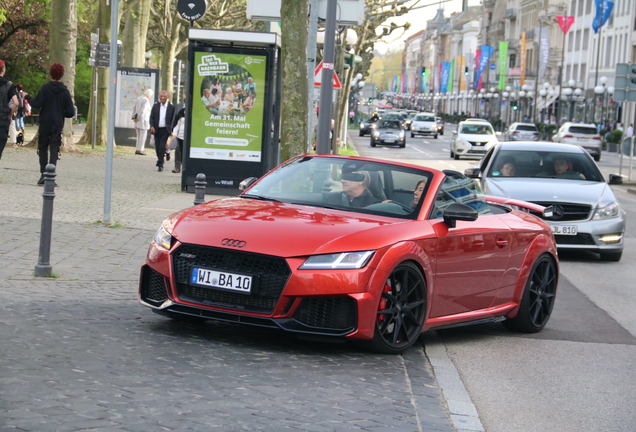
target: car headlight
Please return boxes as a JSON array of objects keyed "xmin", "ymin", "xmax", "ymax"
[
  {"xmin": 299, "ymin": 251, "xmax": 375, "ymax": 270},
  {"xmin": 399, "ymin": 131, "xmax": 405, "ymax": 138},
  {"xmin": 372, "ymin": 131, "xmax": 380, "ymax": 137},
  {"xmin": 593, "ymin": 202, "xmax": 621, "ymax": 220},
  {"xmin": 154, "ymin": 225, "xmax": 174, "ymax": 250}
]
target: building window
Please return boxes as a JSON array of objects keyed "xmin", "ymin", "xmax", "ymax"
[
  {"xmin": 580, "ymin": 64, "xmax": 586, "ymax": 84},
  {"xmin": 575, "ymin": 30, "xmax": 581, "ymax": 51},
  {"xmin": 509, "ymin": 53, "xmax": 516, "ymax": 68},
  {"xmin": 566, "ymin": 65, "xmax": 572, "ymax": 82},
  {"xmin": 586, "ymin": 0, "xmax": 593, "ymax": 15},
  {"xmin": 605, "ymin": 36, "xmax": 612, "ymax": 67},
  {"xmin": 582, "ymin": 29, "xmax": 590, "ymax": 50},
  {"xmin": 568, "ymin": 34, "xmax": 574, "ymax": 52},
  {"xmin": 573, "ymin": 64, "xmax": 579, "ymax": 82},
  {"xmin": 578, "ymin": 0, "xmax": 584, "ymax": 15},
  {"xmin": 570, "ymin": 0, "xmax": 576, "ymax": 15}
]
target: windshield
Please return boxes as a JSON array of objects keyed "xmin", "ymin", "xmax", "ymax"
[
  {"xmin": 244, "ymin": 156, "xmax": 435, "ymax": 219},
  {"xmin": 568, "ymin": 126, "xmax": 598, "ymax": 135},
  {"xmin": 415, "ymin": 115, "xmax": 435, "ymax": 122},
  {"xmin": 488, "ymin": 150, "xmax": 603, "ymax": 181},
  {"xmin": 460, "ymin": 124, "xmax": 494, "ymax": 135},
  {"xmin": 378, "ymin": 120, "xmax": 402, "ymax": 129},
  {"xmin": 516, "ymin": 125, "xmax": 538, "ymax": 132}
]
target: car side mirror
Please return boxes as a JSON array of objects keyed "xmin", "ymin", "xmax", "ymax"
[
  {"xmin": 464, "ymin": 167, "xmax": 481, "ymax": 178},
  {"xmin": 443, "ymin": 203, "xmax": 479, "ymax": 228},
  {"xmin": 608, "ymin": 173, "xmax": 624, "ymax": 185},
  {"xmin": 495, "ymin": 131, "xmax": 502, "ymax": 136},
  {"xmin": 452, "ymin": 131, "xmax": 457, "ymax": 135},
  {"xmin": 239, "ymin": 177, "xmax": 259, "ymax": 191}
]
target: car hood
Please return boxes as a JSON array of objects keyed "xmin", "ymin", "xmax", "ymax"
[
  {"xmin": 459, "ymin": 133, "xmax": 497, "ymax": 142},
  {"xmin": 170, "ymin": 197, "xmax": 414, "ymax": 257},
  {"xmin": 482, "ymin": 177, "xmax": 613, "ymax": 206}
]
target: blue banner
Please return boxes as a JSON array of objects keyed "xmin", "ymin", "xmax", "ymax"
[
  {"xmin": 475, "ymin": 45, "xmax": 494, "ymax": 88},
  {"xmin": 592, "ymin": 0, "xmax": 614, "ymax": 33},
  {"xmin": 440, "ymin": 62, "xmax": 451, "ymax": 94}
]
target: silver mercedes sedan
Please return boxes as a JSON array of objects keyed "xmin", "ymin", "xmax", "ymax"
[{"xmin": 464, "ymin": 141, "xmax": 626, "ymax": 261}]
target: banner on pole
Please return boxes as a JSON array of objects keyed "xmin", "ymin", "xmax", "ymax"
[{"xmin": 498, "ymin": 41, "xmax": 508, "ymax": 90}]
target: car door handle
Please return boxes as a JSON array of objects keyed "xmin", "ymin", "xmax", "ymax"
[{"xmin": 496, "ymin": 240, "xmax": 508, "ymax": 248}]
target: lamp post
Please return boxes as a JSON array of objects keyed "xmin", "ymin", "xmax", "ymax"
[
  {"xmin": 145, "ymin": 51, "xmax": 152, "ymax": 68},
  {"xmin": 510, "ymin": 91, "xmax": 517, "ymax": 122}
]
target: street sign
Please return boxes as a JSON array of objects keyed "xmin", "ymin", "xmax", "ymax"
[
  {"xmin": 90, "ymin": 32, "xmax": 98, "ymax": 42},
  {"xmin": 177, "ymin": 0, "xmax": 207, "ymax": 21},
  {"xmin": 314, "ymin": 61, "xmax": 342, "ymax": 89}
]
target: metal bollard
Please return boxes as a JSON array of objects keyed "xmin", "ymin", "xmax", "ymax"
[
  {"xmin": 34, "ymin": 164, "xmax": 57, "ymax": 277},
  {"xmin": 193, "ymin": 173, "xmax": 207, "ymax": 206}
]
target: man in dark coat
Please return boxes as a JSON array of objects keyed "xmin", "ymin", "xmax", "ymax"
[
  {"xmin": 0, "ymin": 59, "xmax": 19, "ymax": 162},
  {"xmin": 24, "ymin": 62, "xmax": 74, "ymax": 185},
  {"xmin": 149, "ymin": 90, "xmax": 175, "ymax": 172}
]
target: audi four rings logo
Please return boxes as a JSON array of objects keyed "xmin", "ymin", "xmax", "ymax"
[{"xmin": 221, "ymin": 238, "xmax": 246, "ymax": 248}]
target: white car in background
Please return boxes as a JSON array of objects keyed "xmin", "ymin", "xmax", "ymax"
[
  {"xmin": 552, "ymin": 122, "xmax": 602, "ymax": 161},
  {"xmin": 450, "ymin": 119, "xmax": 498, "ymax": 159},
  {"xmin": 410, "ymin": 112, "xmax": 438, "ymax": 138}
]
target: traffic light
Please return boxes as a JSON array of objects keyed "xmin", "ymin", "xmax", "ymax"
[
  {"xmin": 512, "ymin": 102, "xmax": 518, "ymax": 111},
  {"xmin": 464, "ymin": 67, "xmax": 469, "ymax": 76},
  {"xmin": 343, "ymin": 53, "xmax": 363, "ymax": 69},
  {"xmin": 369, "ymin": 98, "xmax": 373, "ymax": 103}
]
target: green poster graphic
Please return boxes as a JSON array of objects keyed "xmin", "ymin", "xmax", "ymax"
[
  {"xmin": 498, "ymin": 41, "xmax": 508, "ymax": 90},
  {"xmin": 190, "ymin": 51, "xmax": 267, "ymax": 162}
]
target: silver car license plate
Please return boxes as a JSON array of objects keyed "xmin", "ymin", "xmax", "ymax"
[
  {"xmin": 190, "ymin": 268, "xmax": 252, "ymax": 293},
  {"xmin": 552, "ymin": 225, "xmax": 578, "ymax": 236}
]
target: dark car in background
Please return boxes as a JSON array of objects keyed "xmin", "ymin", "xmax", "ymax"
[
  {"xmin": 359, "ymin": 118, "xmax": 377, "ymax": 136},
  {"xmin": 371, "ymin": 119, "xmax": 406, "ymax": 147}
]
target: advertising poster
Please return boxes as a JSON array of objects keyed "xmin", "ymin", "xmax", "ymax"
[
  {"xmin": 190, "ymin": 51, "xmax": 267, "ymax": 162},
  {"xmin": 115, "ymin": 69, "xmax": 158, "ymax": 128}
]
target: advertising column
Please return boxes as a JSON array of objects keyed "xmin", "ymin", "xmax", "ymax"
[{"xmin": 190, "ymin": 51, "xmax": 267, "ymax": 163}]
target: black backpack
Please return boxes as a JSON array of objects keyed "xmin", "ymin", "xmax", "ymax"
[{"xmin": 0, "ymin": 80, "xmax": 12, "ymax": 119}]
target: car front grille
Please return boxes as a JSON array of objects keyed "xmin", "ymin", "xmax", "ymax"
[
  {"xmin": 140, "ymin": 266, "xmax": 169, "ymax": 306},
  {"xmin": 172, "ymin": 244, "xmax": 291, "ymax": 314},
  {"xmin": 529, "ymin": 202, "xmax": 592, "ymax": 221},
  {"xmin": 468, "ymin": 141, "xmax": 489, "ymax": 146},
  {"xmin": 293, "ymin": 297, "xmax": 356, "ymax": 330},
  {"xmin": 554, "ymin": 233, "xmax": 596, "ymax": 245}
]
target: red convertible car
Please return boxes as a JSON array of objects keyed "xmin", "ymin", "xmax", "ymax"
[{"xmin": 139, "ymin": 155, "xmax": 558, "ymax": 354}]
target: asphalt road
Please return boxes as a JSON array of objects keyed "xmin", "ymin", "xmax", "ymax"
[{"xmin": 351, "ymin": 125, "xmax": 636, "ymax": 432}]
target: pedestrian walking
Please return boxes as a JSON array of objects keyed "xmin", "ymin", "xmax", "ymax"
[
  {"xmin": 0, "ymin": 59, "xmax": 19, "ymax": 162},
  {"xmin": 170, "ymin": 106, "xmax": 185, "ymax": 173},
  {"xmin": 626, "ymin": 124, "xmax": 633, "ymax": 138},
  {"xmin": 14, "ymin": 84, "xmax": 26, "ymax": 135},
  {"xmin": 132, "ymin": 88, "xmax": 153, "ymax": 155},
  {"xmin": 23, "ymin": 62, "xmax": 75, "ymax": 185},
  {"xmin": 149, "ymin": 90, "xmax": 174, "ymax": 172}
]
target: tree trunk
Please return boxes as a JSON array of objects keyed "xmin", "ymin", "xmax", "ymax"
[
  {"xmin": 160, "ymin": 16, "xmax": 181, "ymax": 100},
  {"xmin": 50, "ymin": 0, "xmax": 79, "ymax": 153},
  {"xmin": 122, "ymin": 0, "xmax": 151, "ymax": 68},
  {"xmin": 77, "ymin": 0, "xmax": 111, "ymax": 147},
  {"xmin": 280, "ymin": 0, "xmax": 308, "ymax": 161}
]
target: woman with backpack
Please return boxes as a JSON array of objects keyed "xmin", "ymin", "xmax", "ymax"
[{"xmin": 14, "ymin": 83, "xmax": 25, "ymax": 135}]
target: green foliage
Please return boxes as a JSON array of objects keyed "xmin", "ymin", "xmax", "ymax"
[
  {"xmin": 606, "ymin": 129, "xmax": 622, "ymax": 144},
  {"xmin": 74, "ymin": 57, "xmax": 92, "ymax": 118}
]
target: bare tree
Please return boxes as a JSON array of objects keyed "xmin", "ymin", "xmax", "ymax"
[{"xmin": 331, "ymin": 0, "xmax": 416, "ymax": 151}]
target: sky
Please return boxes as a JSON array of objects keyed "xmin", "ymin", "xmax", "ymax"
[{"xmin": 376, "ymin": 0, "xmax": 482, "ymax": 52}]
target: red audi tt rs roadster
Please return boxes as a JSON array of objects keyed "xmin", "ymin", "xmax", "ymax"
[{"xmin": 139, "ymin": 155, "xmax": 559, "ymax": 354}]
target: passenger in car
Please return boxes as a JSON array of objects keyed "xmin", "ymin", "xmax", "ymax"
[
  {"xmin": 499, "ymin": 156, "xmax": 517, "ymax": 177},
  {"xmin": 411, "ymin": 179, "xmax": 428, "ymax": 208}
]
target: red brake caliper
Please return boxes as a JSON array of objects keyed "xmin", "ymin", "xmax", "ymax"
[{"xmin": 378, "ymin": 283, "xmax": 392, "ymax": 323}]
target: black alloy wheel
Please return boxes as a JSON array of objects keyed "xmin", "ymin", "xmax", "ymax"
[
  {"xmin": 504, "ymin": 254, "xmax": 558, "ymax": 333},
  {"xmin": 361, "ymin": 262, "xmax": 427, "ymax": 354}
]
